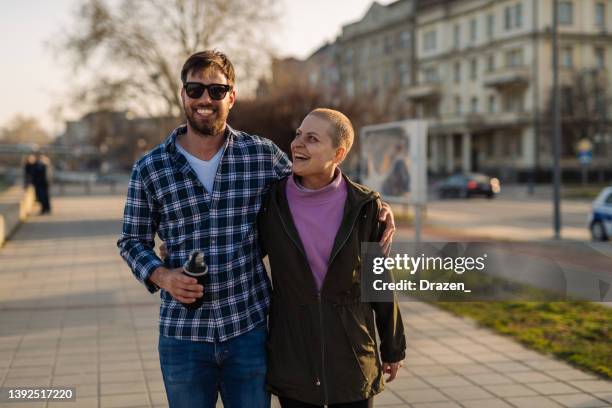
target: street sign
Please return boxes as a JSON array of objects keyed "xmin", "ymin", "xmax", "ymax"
[{"xmin": 577, "ymin": 138, "xmax": 593, "ymax": 166}]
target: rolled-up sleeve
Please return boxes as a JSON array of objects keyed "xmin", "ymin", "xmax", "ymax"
[{"xmin": 117, "ymin": 164, "xmax": 163, "ymax": 293}]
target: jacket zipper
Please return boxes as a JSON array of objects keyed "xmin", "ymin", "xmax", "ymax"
[
  {"xmin": 277, "ymin": 212, "xmax": 329, "ymax": 402},
  {"xmin": 317, "ymin": 292, "xmax": 329, "ymax": 404}
]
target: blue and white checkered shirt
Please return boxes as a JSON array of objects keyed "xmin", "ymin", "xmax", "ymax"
[{"xmin": 117, "ymin": 124, "xmax": 291, "ymax": 342}]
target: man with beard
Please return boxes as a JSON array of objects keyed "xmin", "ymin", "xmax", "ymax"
[{"xmin": 117, "ymin": 50, "xmax": 395, "ymax": 408}]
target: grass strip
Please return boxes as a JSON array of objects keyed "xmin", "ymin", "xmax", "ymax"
[{"xmin": 433, "ymin": 301, "xmax": 612, "ymax": 379}]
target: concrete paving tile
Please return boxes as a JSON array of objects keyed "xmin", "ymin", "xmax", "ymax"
[
  {"xmin": 549, "ymin": 393, "xmax": 610, "ymax": 408},
  {"xmin": 505, "ymin": 396, "xmax": 564, "ymax": 408},
  {"xmin": 99, "ymin": 361, "xmax": 143, "ymax": 373},
  {"xmin": 460, "ymin": 399, "xmax": 514, "ymax": 408},
  {"xmin": 51, "ymin": 373, "xmax": 99, "ymax": 386},
  {"xmin": 100, "ymin": 393, "xmax": 149, "ymax": 408},
  {"xmin": 411, "ymin": 402, "xmax": 462, "ymax": 408},
  {"xmin": 149, "ymin": 391, "xmax": 168, "ymax": 406},
  {"xmin": 386, "ymin": 376, "xmax": 430, "ymax": 391},
  {"xmin": 100, "ymin": 381, "xmax": 147, "ymax": 395},
  {"xmin": 525, "ymin": 359, "xmax": 574, "ymax": 371},
  {"xmin": 407, "ymin": 355, "xmax": 438, "ymax": 366},
  {"xmin": 430, "ymin": 353, "xmax": 474, "ymax": 365},
  {"xmin": 1, "ymin": 376, "xmax": 51, "ymax": 387},
  {"xmin": 5, "ymin": 366, "xmax": 53, "ymax": 378},
  {"xmin": 448, "ymin": 364, "xmax": 493, "ymax": 376},
  {"xmin": 482, "ymin": 383, "xmax": 539, "ymax": 398},
  {"xmin": 422, "ymin": 375, "xmax": 472, "ymax": 388},
  {"xmin": 73, "ymin": 383, "xmax": 98, "ymax": 397},
  {"xmin": 485, "ymin": 361, "xmax": 531, "ymax": 373},
  {"xmin": 505, "ymin": 371, "xmax": 556, "ymax": 383},
  {"xmin": 100, "ymin": 370, "xmax": 145, "ymax": 384},
  {"xmin": 395, "ymin": 388, "xmax": 449, "ymax": 404},
  {"xmin": 50, "ymin": 396, "xmax": 98, "ymax": 408},
  {"xmin": 592, "ymin": 392, "xmax": 612, "ymax": 404},
  {"xmin": 374, "ymin": 389, "xmax": 404, "ymax": 405},
  {"xmin": 570, "ymin": 380, "xmax": 612, "ymax": 393},
  {"xmin": 464, "ymin": 372, "xmax": 515, "ymax": 386},
  {"xmin": 440, "ymin": 385, "xmax": 494, "ymax": 401},
  {"xmin": 526, "ymin": 381, "xmax": 582, "ymax": 395},
  {"xmin": 545, "ymin": 370, "xmax": 600, "ymax": 382},
  {"xmin": 408, "ymin": 365, "xmax": 454, "ymax": 377},
  {"xmin": 145, "ymin": 379, "xmax": 165, "ymax": 393}
]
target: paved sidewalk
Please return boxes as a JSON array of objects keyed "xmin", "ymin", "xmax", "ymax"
[{"xmin": 0, "ymin": 192, "xmax": 610, "ymax": 408}]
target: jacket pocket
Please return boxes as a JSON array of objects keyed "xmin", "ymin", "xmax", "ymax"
[{"xmin": 335, "ymin": 304, "xmax": 379, "ymax": 387}]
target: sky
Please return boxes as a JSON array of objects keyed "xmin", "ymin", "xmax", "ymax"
[{"xmin": 0, "ymin": 0, "xmax": 393, "ymax": 136}]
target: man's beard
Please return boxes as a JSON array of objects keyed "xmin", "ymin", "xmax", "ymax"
[{"xmin": 185, "ymin": 106, "xmax": 226, "ymax": 137}]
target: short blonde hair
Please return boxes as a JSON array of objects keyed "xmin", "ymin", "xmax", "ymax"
[{"xmin": 308, "ymin": 108, "xmax": 354, "ymax": 152}]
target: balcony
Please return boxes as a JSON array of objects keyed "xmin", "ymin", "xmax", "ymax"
[
  {"xmin": 405, "ymin": 82, "xmax": 442, "ymax": 100},
  {"xmin": 484, "ymin": 66, "xmax": 530, "ymax": 90}
]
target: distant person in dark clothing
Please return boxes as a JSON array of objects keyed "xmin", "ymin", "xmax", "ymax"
[{"xmin": 24, "ymin": 152, "xmax": 51, "ymax": 214}]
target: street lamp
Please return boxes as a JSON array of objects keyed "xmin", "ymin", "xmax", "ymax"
[{"xmin": 552, "ymin": 0, "xmax": 562, "ymax": 239}]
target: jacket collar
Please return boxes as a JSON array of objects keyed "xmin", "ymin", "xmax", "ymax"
[{"xmin": 271, "ymin": 173, "xmax": 380, "ymax": 292}]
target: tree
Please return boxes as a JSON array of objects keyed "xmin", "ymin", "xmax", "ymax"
[
  {"xmin": 229, "ymin": 83, "xmax": 388, "ymax": 177},
  {"xmin": 0, "ymin": 115, "xmax": 50, "ymax": 145},
  {"xmin": 56, "ymin": 0, "xmax": 279, "ymax": 117}
]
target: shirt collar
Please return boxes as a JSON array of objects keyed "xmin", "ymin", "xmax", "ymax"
[{"xmin": 164, "ymin": 124, "xmax": 235, "ymax": 157}]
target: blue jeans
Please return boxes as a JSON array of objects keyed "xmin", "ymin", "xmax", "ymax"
[{"xmin": 158, "ymin": 325, "xmax": 269, "ymax": 408}]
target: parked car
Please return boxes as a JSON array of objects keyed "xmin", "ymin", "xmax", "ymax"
[
  {"xmin": 588, "ymin": 186, "xmax": 612, "ymax": 241},
  {"xmin": 435, "ymin": 173, "xmax": 500, "ymax": 199}
]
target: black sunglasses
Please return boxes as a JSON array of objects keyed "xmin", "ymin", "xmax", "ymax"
[{"xmin": 183, "ymin": 82, "xmax": 232, "ymax": 100}]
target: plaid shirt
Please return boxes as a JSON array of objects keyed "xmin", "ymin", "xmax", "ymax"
[{"xmin": 117, "ymin": 124, "xmax": 291, "ymax": 342}]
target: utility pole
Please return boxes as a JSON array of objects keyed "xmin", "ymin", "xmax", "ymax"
[{"xmin": 552, "ymin": 0, "xmax": 562, "ymax": 239}]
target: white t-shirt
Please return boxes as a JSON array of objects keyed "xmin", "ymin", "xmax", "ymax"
[{"xmin": 176, "ymin": 143, "xmax": 224, "ymax": 193}]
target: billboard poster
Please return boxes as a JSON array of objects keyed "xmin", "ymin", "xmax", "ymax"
[{"xmin": 360, "ymin": 120, "xmax": 428, "ymax": 205}]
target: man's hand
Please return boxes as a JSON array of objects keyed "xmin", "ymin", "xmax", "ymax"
[
  {"xmin": 150, "ymin": 266, "xmax": 203, "ymax": 304},
  {"xmin": 379, "ymin": 201, "xmax": 396, "ymax": 256},
  {"xmin": 382, "ymin": 360, "xmax": 403, "ymax": 382},
  {"xmin": 159, "ymin": 242, "xmax": 168, "ymax": 261}
]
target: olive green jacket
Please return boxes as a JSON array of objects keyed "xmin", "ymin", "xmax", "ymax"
[{"xmin": 258, "ymin": 175, "xmax": 406, "ymax": 405}]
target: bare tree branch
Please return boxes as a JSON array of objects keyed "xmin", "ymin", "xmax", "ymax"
[{"xmin": 55, "ymin": 0, "xmax": 278, "ymax": 117}]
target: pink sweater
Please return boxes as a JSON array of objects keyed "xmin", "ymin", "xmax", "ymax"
[{"xmin": 286, "ymin": 170, "xmax": 348, "ymax": 291}]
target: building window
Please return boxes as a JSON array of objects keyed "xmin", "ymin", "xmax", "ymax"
[
  {"xmin": 487, "ymin": 13, "xmax": 495, "ymax": 38},
  {"xmin": 487, "ymin": 54, "xmax": 496, "ymax": 72},
  {"xmin": 516, "ymin": 3, "xmax": 523, "ymax": 28},
  {"xmin": 559, "ymin": 1, "xmax": 574, "ymax": 25},
  {"xmin": 423, "ymin": 67, "xmax": 439, "ymax": 83},
  {"xmin": 454, "ymin": 62, "xmax": 461, "ymax": 83},
  {"xmin": 384, "ymin": 36, "xmax": 393, "ymax": 54},
  {"xmin": 488, "ymin": 95, "xmax": 497, "ymax": 113},
  {"xmin": 424, "ymin": 30, "xmax": 437, "ymax": 51},
  {"xmin": 470, "ymin": 58, "xmax": 478, "ymax": 80},
  {"xmin": 399, "ymin": 30, "xmax": 411, "ymax": 49},
  {"xmin": 345, "ymin": 78, "xmax": 354, "ymax": 98},
  {"xmin": 453, "ymin": 24, "xmax": 461, "ymax": 49},
  {"xmin": 595, "ymin": 3, "xmax": 606, "ymax": 28},
  {"xmin": 345, "ymin": 48, "xmax": 353, "ymax": 65},
  {"xmin": 505, "ymin": 49, "xmax": 524, "ymax": 67},
  {"xmin": 399, "ymin": 61, "xmax": 411, "ymax": 86},
  {"xmin": 561, "ymin": 46, "xmax": 574, "ymax": 67},
  {"xmin": 595, "ymin": 47, "xmax": 605, "ymax": 69},
  {"xmin": 505, "ymin": 3, "xmax": 523, "ymax": 30},
  {"xmin": 471, "ymin": 97, "xmax": 479, "ymax": 113},
  {"xmin": 455, "ymin": 96, "xmax": 463, "ymax": 115},
  {"xmin": 505, "ymin": 91, "xmax": 525, "ymax": 112},
  {"xmin": 470, "ymin": 18, "xmax": 478, "ymax": 42}
]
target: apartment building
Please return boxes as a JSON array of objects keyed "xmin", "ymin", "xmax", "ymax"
[
  {"xmin": 411, "ymin": 0, "xmax": 612, "ymax": 178},
  {"xmin": 317, "ymin": 0, "xmax": 416, "ymax": 118}
]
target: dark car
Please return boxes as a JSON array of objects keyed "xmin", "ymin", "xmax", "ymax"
[{"xmin": 435, "ymin": 173, "xmax": 500, "ymax": 199}]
